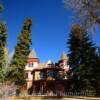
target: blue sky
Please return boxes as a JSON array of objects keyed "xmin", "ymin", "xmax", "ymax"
[{"xmin": 2, "ymin": 0, "xmax": 100, "ymax": 62}]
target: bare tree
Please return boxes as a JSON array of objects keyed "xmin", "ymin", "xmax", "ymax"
[
  {"xmin": 0, "ymin": 82, "xmax": 17, "ymax": 100},
  {"xmin": 63, "ymin": 0, "xmax": 100, "ymax": 29}
]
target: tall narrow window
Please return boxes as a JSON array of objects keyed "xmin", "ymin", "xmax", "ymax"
[
  {"xmin": 32, "ymin": 63, "xmax": 34, "ymax": 67},
  {"xmin": 25, "ymin": 73, "xmax": 28, "ymax": 79},
  {"xmin": 29, "ymin": 63, "xmax": 31, "ymax": 67}
]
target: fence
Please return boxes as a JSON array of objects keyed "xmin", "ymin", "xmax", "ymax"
[
  {"xmin": 64, "ymin": 92, "xmax": 96, "ymax": 96},
  {"xmin": 30, "ymin": 91, "xmax": 96, "ymax": 97},
  {"xmin": 0, "ymin": 89, "xmax": 98, "ymax": 100}
]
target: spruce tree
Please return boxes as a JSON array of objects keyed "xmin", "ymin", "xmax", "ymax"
[
  {"xmin": 0, "ymin": 1, "xmax": 8, "ymax": 82},
  {"xmin": 9, "ymin": 18, "xmax": 32, "ymax": 86},
  {"xmin": 67, "ymin": 24, "xmax": 100, "ymax": 93}
]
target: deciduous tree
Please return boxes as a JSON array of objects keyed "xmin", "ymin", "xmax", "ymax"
[{"xmin": 64, "ymin": 0, "xmax": 100, "ymax": 29}]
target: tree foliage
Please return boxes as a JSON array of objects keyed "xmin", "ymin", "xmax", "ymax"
[
  {"xmin": 67, "ymin": 24, "xmax": 100, "ymax": 94},
  {"xmin": 0, "ymin": 1, "xmax": 8, "ymax": 82},
  {"xmin": 8, "ymin": 18, "xmax": 32, "ymax": 86},
  {"xmin": 64, "ymin": 0, "xmax": 100, "ymax": 29}
]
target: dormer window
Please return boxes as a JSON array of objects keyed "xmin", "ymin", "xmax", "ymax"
[{"xmin": 29, "ymin": 63, "xmax": 34, "ymax": 67}]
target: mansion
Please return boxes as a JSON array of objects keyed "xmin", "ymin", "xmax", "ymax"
[{"xmin": 24, "ymin": 49, "xmax": 70, "ymax": 95}]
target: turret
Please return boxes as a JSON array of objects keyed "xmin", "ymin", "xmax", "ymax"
[
  {"xmin": 25, "ymin": 49, "xmax": 39, "ymax": 89},
  {"xmin": 59, "ymin": 52, "xmax": 68, "ymax": 67},
  {"xmin": 59, "ymin": 52, "xmax": 69, "ymax": 72},
  {"xmin": 28, "ymin": 49, "xmax": 39, "ymax": 68}
]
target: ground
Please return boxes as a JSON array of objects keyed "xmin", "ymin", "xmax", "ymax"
[{"xmin": 8, "ymin": 96, "xmax": 100, "ymax": 100}]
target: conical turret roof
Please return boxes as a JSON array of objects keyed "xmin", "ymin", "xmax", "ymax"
[
  {"xmin": 47, "ymin": 60, "xmax": 53, "ymax": 65},
  {"xmin": 60, "ymin": 52, "xmax": 68, "ymax": 60},
  {"xmin": 28, "ymin": 49, "xmax": 37, "ymax": 58}
]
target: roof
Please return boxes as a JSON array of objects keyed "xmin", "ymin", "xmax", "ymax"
[
  {"xmin": 60, "ymin": 52, "xmax": 68, "ymax": 60},
  {"xmin": 31, "ymin": 62, "xmax": 55, "ymax": 71},
  {"xmin": 32, "ymin": 63, "xmax": 48, "ymax": 70},
  {"xmin": 28, "ymin": 49, "xmax": 37, "ymax": 58},
  {"xmin": 31, "ymin": 64, "xmax": 64, "ymax": 73},
  {"xmin": 47, "ymin": 60, "xmax": 53, "ymax": 65},
  {"xmin": 38, "ymin": 63, "xmax": 47, "ymax": 69}
]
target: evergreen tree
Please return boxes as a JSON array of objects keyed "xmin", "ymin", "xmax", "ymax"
[
  {"xmin": 0, "ymin": 1, "xmax": 8, "ymax": 82},
  {"xmin": 67, "ymin": 24, "xmax": 100, "ymax": 93},
  {"xmin": 9, "ymin": 18, "xmax": 32, "ymax": 86}
]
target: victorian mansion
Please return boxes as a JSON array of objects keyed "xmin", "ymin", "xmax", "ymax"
[{"xmin": 24, "ymin": 49, "xmax": 70, "ymax": 95}]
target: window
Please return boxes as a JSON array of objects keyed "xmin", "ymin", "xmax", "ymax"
[
  {"xmin": 32, "ymin": 63, "xmax": 34, "ymax": 67},
  {"xmin": 25, "ymin": 73, "xmax": 28, "ymax": 79},
  {"xmin": 40, "ymin": 71, "xmax": 47, "ymax": 79},
  {"xmin": 29, "ymin": 63, "xmax": 34, "ymax": 67},
  {"xmin": 47, "ymin": 71, "xmax": 54, "ymax": 77}
]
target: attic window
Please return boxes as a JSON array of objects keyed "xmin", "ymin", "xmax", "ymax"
[{"xmin": 29, "ymin": 63, "xmax": 34, "ymax": 67}]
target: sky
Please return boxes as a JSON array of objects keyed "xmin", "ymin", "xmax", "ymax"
[{"xmin": 2, "ymin": 0, "xmax": 100, "ymax": 63}]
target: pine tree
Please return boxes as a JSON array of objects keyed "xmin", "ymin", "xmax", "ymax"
[
  {"xmin": 9, "ymin": 18, "xmax": 32, "ymax": 86},
  {"xmin": 0, "ymin": 1, "xmax": 8, "ymax": 82},
  {"xmin": 67, "ymin": 24, "xmax": 100, "ymax": 93}
]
